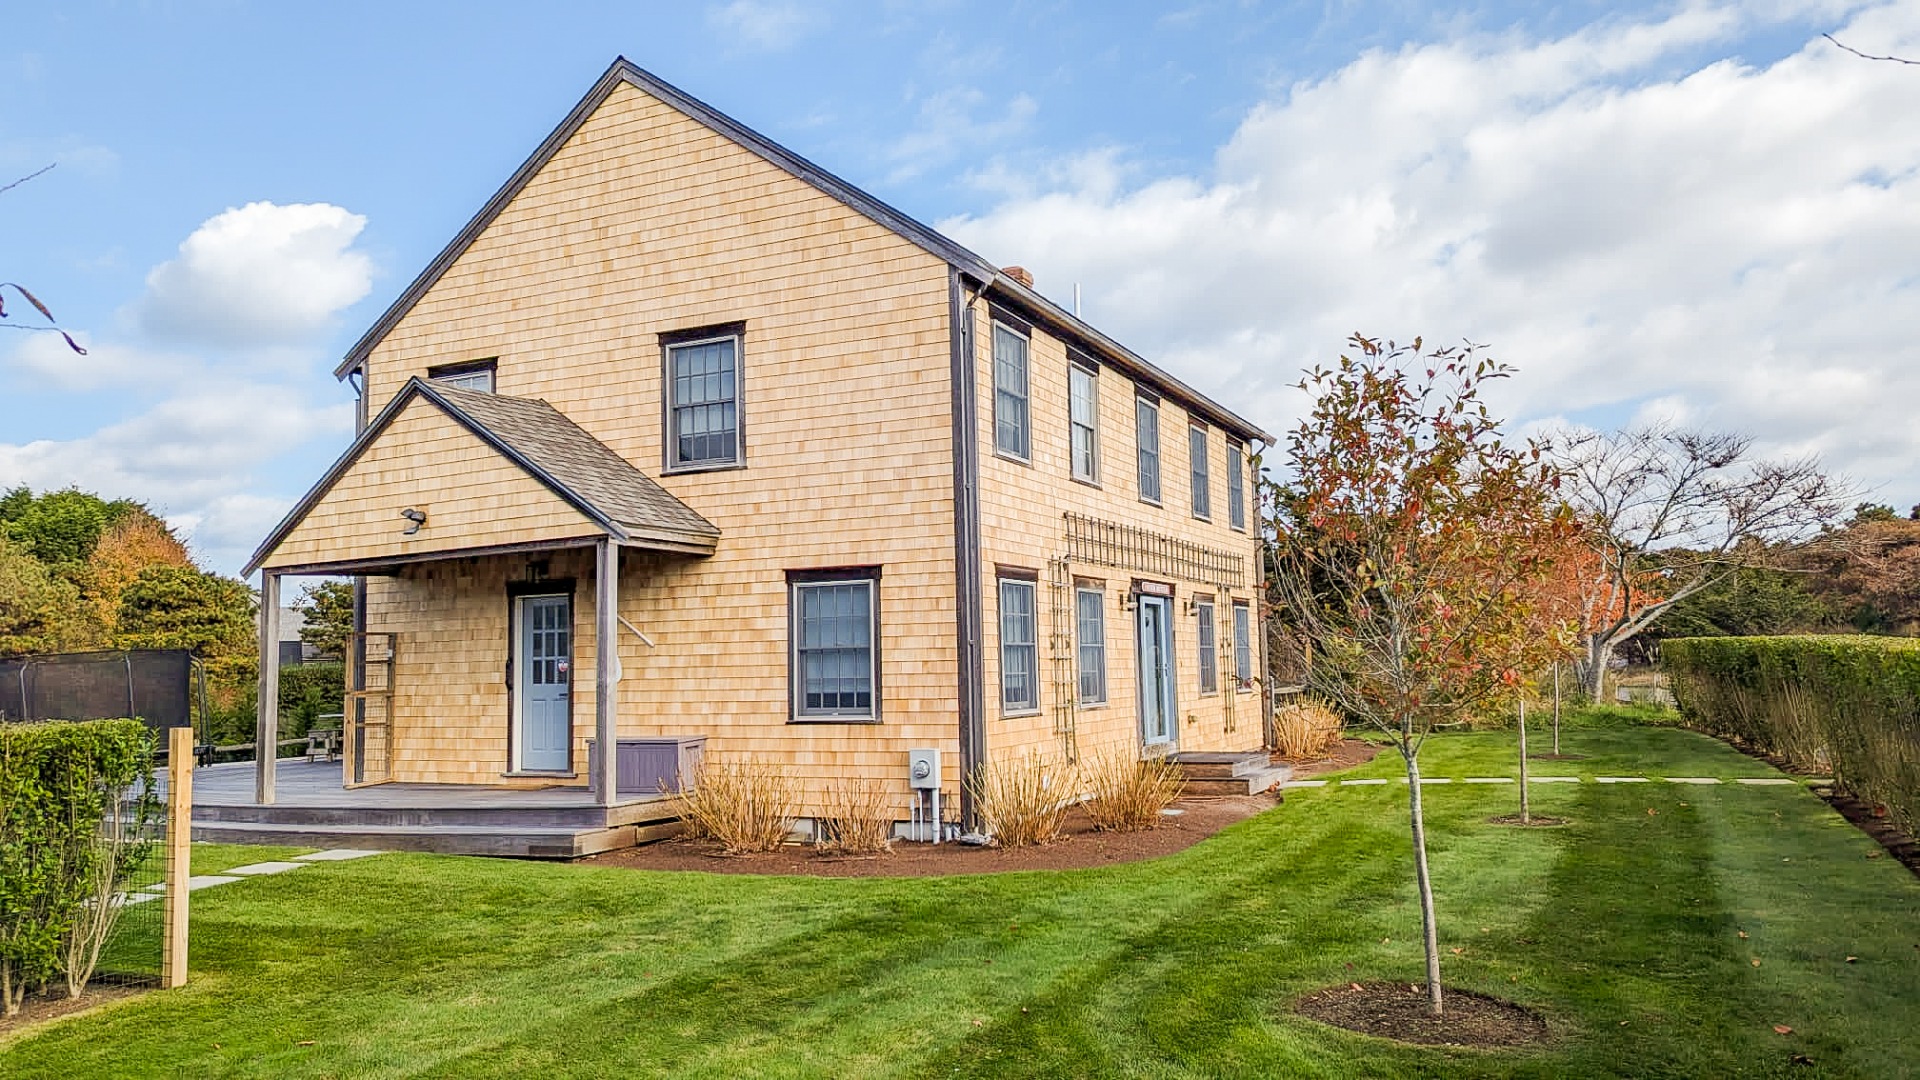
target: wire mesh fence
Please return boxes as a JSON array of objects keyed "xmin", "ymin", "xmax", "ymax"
[{"xmin": 91, "ymin": 780, "xmax": 170, "ymax": 989}]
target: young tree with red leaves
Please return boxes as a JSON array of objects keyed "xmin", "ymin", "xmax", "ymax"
[{"xmin": 1268, "ymin": 335, "xmax": 1566, "ymax": 1016}]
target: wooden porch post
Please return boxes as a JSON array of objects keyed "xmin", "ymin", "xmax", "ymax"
[
  {"xmin": 255, "ymin": 570, "xmax": 282, "ymax": 805},
  {"xmin": 595, "ymin": 539, "xmax": 620, "ymax": 808}
]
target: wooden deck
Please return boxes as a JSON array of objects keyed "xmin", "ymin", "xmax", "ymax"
[{"xmin": 173, "ymin": 760, "xmax": 683, "ymax": 858}]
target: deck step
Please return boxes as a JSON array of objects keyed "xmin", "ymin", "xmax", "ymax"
[
  {"xmin": 190, "ymin": 818, "xmax": 680, "ymax": 859},
  {"xmin": 1169, "ymin": 752, "xmax": 1291, "ymax": 796},
  {"xmin": 192, "ymin": 799, "xmax": 680, "ymax": 831}
]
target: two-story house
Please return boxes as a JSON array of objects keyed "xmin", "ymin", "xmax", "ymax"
[{"xmin": 244, "ymin": 58, "xmax": 1272, "ymax": 838}]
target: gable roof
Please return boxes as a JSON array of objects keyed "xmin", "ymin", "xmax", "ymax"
[
  {"xmin": 336, "ymin": 58, "xmax": 1271, "ymax": 445},
  {"xmin": 245, "ymin": 378, "xmax": 718, "ymax": 575}
]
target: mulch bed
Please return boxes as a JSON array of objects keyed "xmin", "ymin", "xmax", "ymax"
[
  {"xmin": 1295, "ymin": 982, "xmax": 1550, "ymax": 1048},
  {"xmin": 580, "ymin": 793, "xmax": 1279, "ymax": 877},
  {"xmin": 1486, "ymin": 814, "xmax": 1569, "ymax": 827},
  {"xmin": 1285, "ymin": 737, "xmax": 1383, "ymax": 777},
  {"xmin": 0, "ymin": 984, "xmax": 144, "ymax": 1041}
]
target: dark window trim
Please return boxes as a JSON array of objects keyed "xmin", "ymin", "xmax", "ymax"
[
  {"xmin": 661, "ymin": 321, "xmax": 748, "ymax": 475},
  {"xmin": 503, "ymin": 577, "xmax": 577, "ymax": 776},
  {"xmin": 786, "ymin": 565, "xmax": 882, "ymax": 724},
  {"xmin": 428, "ymin": 357, "xmax": 498, "ymax": 391},
  {"xmin": 1196, "ymin": 595, "xmax": 1219, "ymax": 697},
  {"xmin": 1068, "ymin": 357, "xmax": 1100, "ymax": 486},
  {"xmin": 1136, "ymin": 394, "xmax": 1163, "ymax": 506},
  {"xmin": 1190, "ymin": 421, "xmax": 1212, "ymax": 522},
  {"xmin": 1075, "ymin": 584, "xmax": 1108, "ymax": 706},
  {"xmin": 996, "ymin": 572, "xmax": 1042, "ymax": 716},
  {"xmin": 1232, "ymin": 598, "xmax": 1255, "ymax": 693},
  {"xmin": 1227, "ymin": 439, "xmax": 1248, "ymax": 533},
  {"xmin": 986, "ymin": 304, "xmax": 1032, "ymax": 337},
  {"xmin": 990, "ymin": 317, "xmax": 1033, "ymax": 466}
]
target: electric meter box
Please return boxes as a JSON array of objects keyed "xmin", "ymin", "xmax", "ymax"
[{"xmin": 908, "ymin": 748, "xmax": 941, "ymax": 790}]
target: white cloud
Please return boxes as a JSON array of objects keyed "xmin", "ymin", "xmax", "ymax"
[
  {"xmin": 3, "ymin": 330, "xmax": 196, "ymax": 391},
  {"xmin": 707, "ymin": 1, "xmax": 820, "ymax": 51},
  {"xmin": 131, "ymin": 201, "xmax": 373, "ymax": 348},
  {"xmin": 887, "ymin": 87, "xmax": 1038, "ymax": 183},
  {"xmin": 940, "ymin": 2, "xmax": 1920, "ymax": 505}
]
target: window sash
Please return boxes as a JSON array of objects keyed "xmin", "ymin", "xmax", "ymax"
[
  {"xmin": 1233, "ymin": 603, "xmax": 1253, "ymax": 687},
  {"xmin": 999, "ymin": 578, "xmax": 1038, "ymax": 711},
  {"xmin": 669, "ymin": 337, "xmax": 740, "ymax": 467},
  {"xmin": 1075, "ymin": 587, "xmax": 1106, "ymax": 704},
  {"xmin": 1136, "ymin": 398, "xmax": 1161, "ymax": 502},
  {"xmin": 1227, "ymin": 443, "xmax": 1246, "ymax": 531},
  {"xmin": 432, "ymin": 368, "xmax": 494, "ymax": 393},
  {"xmin": 1190, "ymin": 426, "xmax": 1211, "ymax": 519},
  {"xmin": 993, "ymin": 324, "xmax": 1030, "ymax": 460},
  {"xmin": 793, "ymin": 579, "xmax": 875, "ymax": 717},
  {"xmin": 1069, "ymin": 365, "xmax": 1098, "ymax": 482},
  {"xmin": 1197, "ymin": 600, "xmax": 1218, "ymax": 694}
]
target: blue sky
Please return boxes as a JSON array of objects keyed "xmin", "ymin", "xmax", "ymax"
[{"xmin": 3, "ymin": 1, "xmax": 1917, "ymax": 572}]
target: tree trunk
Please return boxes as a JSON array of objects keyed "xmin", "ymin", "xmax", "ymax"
[
  {"xmin": 1518, "ymin": 696, "xmax": 1530, "ymax": 825},
  {"xmin": 1581, "ymin": 634, "xmax": 1615, "ymax": 701},
  {"xmin": 1552, "ymin": 662, "xmax": 1562, "ymax": 756},
  {"xmin": 1403, "ymin": 747, "xmax": 1444, "ymax": 1016}
]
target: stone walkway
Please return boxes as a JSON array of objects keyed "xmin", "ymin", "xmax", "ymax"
[
  {"xmin": 120, "ymin": 848, "xmax": 384, "ymax": 905},
  {"xmin": 1282, "ymin": 775, "xmax": 1823, "ymax": 789}
]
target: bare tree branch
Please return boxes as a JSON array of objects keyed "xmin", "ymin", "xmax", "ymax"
[
  {"xmin": 0, "ymin": 163, "xmax": 55, "ymax": 197},
  {"xmin": 1825, "ymin": 33, "xmax": 1920, "ymax": 65}
]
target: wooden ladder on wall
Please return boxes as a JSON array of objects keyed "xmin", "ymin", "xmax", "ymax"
[{"xmin": 343, "ymin": 632, "xmax": 397, "ymax": 787}]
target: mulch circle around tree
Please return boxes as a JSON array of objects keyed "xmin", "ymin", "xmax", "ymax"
[
  {"xmin": 1486, "ymin": 813, "xmax": 1569, "ymax": 827},
  {"xmin": 1284, "ymin": 737, "xmax": 1384, "ymax": 777},
  {"xmin": 580, "ymin": 794, "xmax": 1280, "ymax": 877},
  {"xmin": 1295, "ymin": 982, "xmax": 1551, "ymax": 1048}
]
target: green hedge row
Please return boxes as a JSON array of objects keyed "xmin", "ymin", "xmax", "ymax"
[
  {"xmin": 0, "ymin": 719, "xmax": 156, "ymax": 1014},
  {"xmin": 1664, "ymin": 635, "xmax": 1920, "ymax": 833}
]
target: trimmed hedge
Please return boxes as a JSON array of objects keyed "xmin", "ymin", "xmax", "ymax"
[
  {"xmin": 0, "ymin": 718, "xmax": 155, "ymax": 1014},
  {"xmin": 1664, "ymin": 635, "xmax": 1920, "ymax": 833}
]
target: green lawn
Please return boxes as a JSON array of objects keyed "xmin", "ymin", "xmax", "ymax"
[{"xmin": 5, "ymin": 711, "xmax": 1916, "ymax": 1078}]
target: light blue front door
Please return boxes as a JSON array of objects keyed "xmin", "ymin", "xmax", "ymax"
[
  {"xmin": 1137, "ymin": 595, "xmax": 1176, "ymax": 747},
  {"xmin": 517, "ymin": 594, "xmax": 572, "ymax": 772}
]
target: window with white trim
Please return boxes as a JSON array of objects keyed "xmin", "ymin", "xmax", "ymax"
[
  {"xmin": 993, "ymin": 322, "xmax": 1030, "ymax": 460},
  {"xmin": 1075, "ymin": 586, "xmax": 1106, "ymax": 704},
  {"xmin": 1136, "ymin": 396, "xmax": 1161, "ymax": 503},
  {"xmin": 1069, "ymin": 362, "xmax": 1098, "ymax": 483},
  {"xmin": 791, "ymin": 574, "xmax": 876, "ymax": 719},
  {"xmin": 668, "ymin": 335, "xmax": 741, "ymax": 468},
  {"xmin": 1228, "ymin": 441, "xmax": 1247, "ymax": 531},
  {"xmin": 1233, "ymin": 601, "xmax": 1253, "ymax": 690},
  {"xmin": 1190, "ymin": 424, "xmax": 1211, "ymax": 520},
  {"xmin": 1197, "ymin": 597, "xmax": 1218, "ymax": 694},
  {"xmin": 999, "ymin": 576, "xmax": 1038, "ymax": 712}
]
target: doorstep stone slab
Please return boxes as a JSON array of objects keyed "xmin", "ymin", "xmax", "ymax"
[
  {"xmin": 225, "ymin": 861, "xmax": 309, "ymax": 876},
  {"xmin": 1663, "ymin": 777, "xmax": 1723, "ymax": 784},
  {"xmin": 1734, "ymin": 778, "xmax": 1798, "ymax": 786},
  {"xmin": 1596, "ymin": 776, "xmax": 1651, "ymax": 783},
  {"xmin": 292, "ymin": 849, "xmax": 387, "ymax": 861}
]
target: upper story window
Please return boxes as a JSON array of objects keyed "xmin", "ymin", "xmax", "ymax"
[
  {"xmin": 993, "ymin": 320, "xmax": 1031, "ymax": 461},
  {"xmin": 789, "ymin": 568, "xmax": 879, "ymax": 721},
  {"xmin": 1190, "ymin": 424, "xmax": 1212, "ymax": 520},
  {"xmin": 1068, "ymin": 360, "xmax": 1098, "ymax": 484},
  {"xmin": 1136, "ymin": 396, "xmax": 1161, "ymax": 504},
  {"xmin": 428, "ymin": 358, "xmax": 496, "ymax": 393},
  {"xmin": 1227, "ymin": 441, "xmax": 1247, "ymax": 531},
  {"xmin": 663, "ymin": 324, "xmax": 743, "ymax": 471}
]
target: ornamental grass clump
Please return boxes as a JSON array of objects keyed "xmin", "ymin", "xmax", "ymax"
[
  {"xmin": 1080, "ymin": 750, "xmax": 1185, "ymax": 833},
  {"xmin": 1272, "ymin": 697, "xmax": 1346, "ymax": 760},
  {"xmin": 814, "ymin": 775, "xmax": 894, "ymax": 855},
  {"xmin": 969, "ymin": 753, "xmax": 1071, "ymax": 847},
  {"xmin": 677, "ymin": 759, "xmax": 798, "ymax": 854}
]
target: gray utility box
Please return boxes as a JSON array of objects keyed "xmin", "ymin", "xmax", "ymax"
[{"xmin": 587, "ymin": 736, "xmax": 706, "ymax": 797}]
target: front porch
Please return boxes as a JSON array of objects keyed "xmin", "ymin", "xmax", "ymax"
[{"xmin": 179, "ymin": 759, "xmax": 685, "ymax": 858}]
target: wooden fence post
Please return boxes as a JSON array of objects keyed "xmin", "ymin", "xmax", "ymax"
[{"xmin": 160, "ymin": 725, "xmax": 192, "ymax": 989}]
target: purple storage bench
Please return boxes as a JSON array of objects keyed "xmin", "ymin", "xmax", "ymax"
[{"xmin": 587, "ymin": 735, "xmax": 706, "ymax": 798}]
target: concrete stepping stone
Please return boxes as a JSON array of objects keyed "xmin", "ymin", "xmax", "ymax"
[
  {"xmin": 1416, "ymin": 777, "xmax": 1453, "ymax": 784},
  {"xmin": 1532, "ymin": 776, "xmax": 1582, "ymax": 783},
  {"xmin": 1464, "ymin": 777, "xmax": 1513, "ymax": 783},
  {"xmin": 1339, "ymin": 778, "xmax": 1390, "ymax": 786},
  {"xmin": 1664, "ymin": 777, "xmax": 1722, "ymax": 784},
  {"xmin": 1735, "ymin": 778, "xmax": 1797, "ymax": 786},
  {"xmin": 143, "ymin": 875, "xmax": 242, "ymax": 893},
  {"xmin": 292, "ymin": 849, "xmax": 386, "ymax": 861},
  {"xmin": 113, "ymin": 891, "xmax": 160, "ymax": 907},
  {"xmin": 226, "ymin": 861, "xmax": 309, "ymax": 876},
  {"xmin": 1596, "ymin": 776, "xmax": 1651, "ymax": 783},
  {"xmin": 1281, "ymin": 779, "xmax": 1328, "ymax": 789}
]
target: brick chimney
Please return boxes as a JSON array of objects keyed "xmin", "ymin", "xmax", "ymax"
[{"xmin": 1002, "ymin": 265, "xmax": 1034, "ymax": 289}]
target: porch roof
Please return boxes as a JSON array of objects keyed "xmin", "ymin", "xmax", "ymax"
[{"xmin": 245, "ymin": 378, "xmax": 719, "ymax": 576}]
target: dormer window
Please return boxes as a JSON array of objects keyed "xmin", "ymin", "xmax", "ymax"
[{"xmin": 428, "ymin": 358, "xmax": 496, "ymax": 393}]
